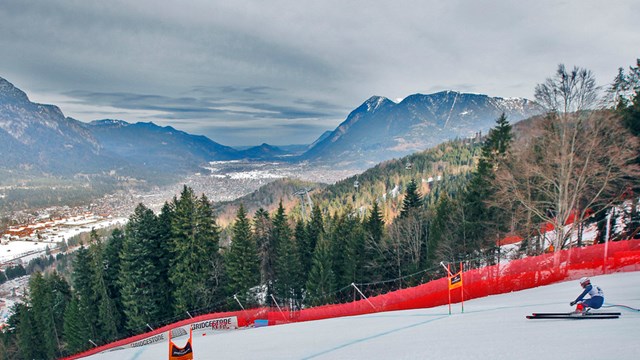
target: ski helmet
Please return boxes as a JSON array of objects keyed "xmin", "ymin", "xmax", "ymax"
[{"xmin": 579, "ymin": 277, "xmax": 590, "ymax": 286}]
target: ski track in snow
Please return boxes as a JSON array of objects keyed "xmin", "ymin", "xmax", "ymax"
[
  {"xmin": 83, "ymin": 271, "xmax": 640, "ymax": 360},
  {"xmin": 443, "ymin": 91, "xmax": 458, "ymax": 129}
]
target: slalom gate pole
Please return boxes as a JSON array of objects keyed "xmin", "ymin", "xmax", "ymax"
[
  {"xmin": 604, "ymin": 241, "xmax": 608, "ymax": 274},
  {"xmin": 447, "ymin": 263, "xmax": 452, "ymax": 315},
  {"xmin": 460, "ymin": 262, "xmax": 464, "ymax": 314}
]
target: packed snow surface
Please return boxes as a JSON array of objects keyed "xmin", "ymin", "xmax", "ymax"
[{"xmin": 84, "ymin": 272, "xmax": 640, "ymax": 360}]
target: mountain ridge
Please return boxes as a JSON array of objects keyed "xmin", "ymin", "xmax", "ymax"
[
  {"xmin": 0, "ymin": 75, "xmax": 541, "ymax": 181},
  {"xmin": 300, "ymin": 90, "xmax": 540, "ymax": 168}
]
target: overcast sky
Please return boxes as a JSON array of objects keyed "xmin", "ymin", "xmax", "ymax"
[{"xmin": 1, "ymin": 0, "xmax": 638, "ymax": 146}]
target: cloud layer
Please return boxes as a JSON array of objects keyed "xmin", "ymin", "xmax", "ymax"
[{"xmin": 1, "ymin": 0, "xmax": 638, "ymax": 145}]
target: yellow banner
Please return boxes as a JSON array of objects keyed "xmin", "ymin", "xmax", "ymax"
[{"xmin": 449, "ymin": 271, "xmax": 462, "ymax": 290}]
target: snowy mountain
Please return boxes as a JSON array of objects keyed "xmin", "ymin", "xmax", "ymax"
[
  {"xmin": 0, "ymin": 77, "xmax": 120, "ymax": 175},
  {"xmin": 0, "ymin": 76, "xmax": 542, "ymax": 180},
  {"xmin": 302, "ymin": 91, "xmax": 541, "ymax": 168},
  {"xmin": 0, "ymin": 77, "xmax": 287, "ymax": 181}
]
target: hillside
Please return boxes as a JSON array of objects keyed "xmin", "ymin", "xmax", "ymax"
[
  {"xmin": 214, "ymin": 137, "xmax": 482, "ymax": 223},
  {"xmin": 86, "ymin": 119, "xmax": 241, "ymax": 173},
  {"xmin": 213, "ymin": 112, "xmax": 563, "ymax": 224},
  {"xmin": 212, "ymin": 178, "xmax": 323, "ymax": 226}
]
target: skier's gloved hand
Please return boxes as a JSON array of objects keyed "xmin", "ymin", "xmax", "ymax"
[{"xmin": 570, "ymin": 301, "xmax": 576, "ymax": 306}]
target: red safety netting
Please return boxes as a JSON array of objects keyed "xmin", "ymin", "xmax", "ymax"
[
  {"xmin": 65, "ymin": 240, "xmax": 640, "ymax": 358},
  {"xmin": 63, "ymin": 308, "xmax": 268, "ymax": 360},
  {"xmin": 270, "ymin": 240, "xmax": 640, "ymax": 324}
]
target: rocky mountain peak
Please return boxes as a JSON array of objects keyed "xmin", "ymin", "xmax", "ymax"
[{"xmin": 0, "ymin": 77, "xmax": 30, "ymax": 104}]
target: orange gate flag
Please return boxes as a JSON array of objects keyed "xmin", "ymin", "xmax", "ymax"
[
  {"xmin": 449, "ymin": 271, "xmax": 463, "ymax": 290},
  {"xmin": 169, "ymin": 325, "xmax": 193, "ymax": 360}
]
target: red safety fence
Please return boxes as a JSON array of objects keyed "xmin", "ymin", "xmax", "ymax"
[
  {"xmin": 270, "ymin": 240, "xmax": 640, "ymax": 324},
  {"xmin": 66, "ymin": 240, "xmax": 640, "ymax": 359},
  {"xmin": 64, "ymin": 308, "xmax": 269, "ymax": 360}
]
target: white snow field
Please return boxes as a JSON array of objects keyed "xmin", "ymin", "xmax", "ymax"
[{"xmin": 85, "ymin": 271, "xmax": 640, "ymax": 360}]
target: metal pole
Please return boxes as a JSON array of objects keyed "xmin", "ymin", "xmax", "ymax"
[
  {"xmin": 440, "ymin": 261, "xmax": 453, "ymax": 276},
  {"xmin": 270, "ymin": 294, "xmax": 287, "ymax": 321},
  {"xmin": 233, "ymin": 294, "xmax": 252, "ymax": 325},
  {"xmin": 351, "ymin": 283, "xmax": 376, "ymax": 310},
  {"xmin": 233, "ymin": 294, "xmax": 246, "ymax": 311},
  {"xmin": 146, "ymin": 323, "xmax": 154, "ymax": 332}
]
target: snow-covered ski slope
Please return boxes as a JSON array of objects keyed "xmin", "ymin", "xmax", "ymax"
[{"xmin": 85, "ymin": 271, "xmax": 640, "ymax": 360}]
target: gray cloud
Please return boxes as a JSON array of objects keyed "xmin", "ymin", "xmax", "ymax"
[
  {"xmin": 1, "ymin": 0, "xmax": 638, "ymax": 145},
  {"xmin": 64, "ymin": 90, "xmax": 344, "ymax": 120}
]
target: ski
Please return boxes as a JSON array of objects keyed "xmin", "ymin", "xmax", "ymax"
[
  {"xmin": 527, "ymin": 315, "xmax": 619, "ymax": 319},
  {"xmin": 527, "ymin": 313, "xmax": 620, "ymax": 320},
  {"xmin": 531, "ymin": 312, "xmax": 621, "ymax": 316}
]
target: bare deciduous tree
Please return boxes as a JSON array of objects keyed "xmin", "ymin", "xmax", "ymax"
[{"xmin": 494, "ymin": 65, "xmax": 639, "ymax": 251}]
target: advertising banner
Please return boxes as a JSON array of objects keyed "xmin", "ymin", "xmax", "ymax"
[{"xmin": 169, "ymin": 325, "xmax": 193, "ymax": 360}]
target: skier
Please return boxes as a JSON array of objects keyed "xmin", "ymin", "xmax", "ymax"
[{"xmin": 570, "ymin": 277, "xmax": 604, "ymax": 313}]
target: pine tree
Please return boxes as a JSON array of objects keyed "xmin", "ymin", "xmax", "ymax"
[
  {"xmin": 253, "ymin": 207, "xmax": 275, "ymax": 297},
  {"xmin": 196, "ymin": 194, "xmax": 225, "ymax": 308},
  {"xmin": 615, "ymin": 61, "xmax": 640, "ymax": 167},
  {"xmin": 119, "ymin": 203, "xmax": 163, "ymax": 332},
  {"xmin": 463, "ymin": 113, "xmax": 514, "ymax": 255},
  {"xmin": 48, "ymin": 271, "xmax": 71, "ymax": 353},
  {"xmin": 400, "ymin": 179, "xmax": 422, "ymax": 217},
  {"xmin": 273, "ymin": 202, "xmax": 303, "ymax": 308},
  {"xmin": 305, "ymin": 235, "xmax": 335, "ymax": 306},
  {"xmin": 63, "ymin": 295, "xmax": 91, "ymax": 354},
  {"xmin": 225, "ymin": 204, "xmax": 260, "ymax": 307},
  {"xmin": 363, "ymin": 201, "xmax": 386, "ymax": 282},
  {"xmin": 155, "ymin": 202, "xmax": 175, "ymax": 319},
  {"xmin": 89, "ymin": 232, "xmax": 119, "ymax": 342},
  {"xmin": 170, "ymin": 188, "xmax": 223, "ymax": 315},
  {"xmin": 329, "ymin": 208, "xmax": 366, "ymax": 290},
  {"xmin": 28, "ymin": 272, "xmax": 59, "ymax": 359},
  {"xmin": 169, "ymin": 186, "xmax": 199, "ymax": 315},
  {"xmin": 301, "ymin": 205, "xmax": 324, "ymax": 280},
  {"xmin": 14, "ymin": 303, "xmax": 41, "ymax": 360},
  {"xmin": 294, "ymin": 219, "xmax": 309, "ymax": 281},
  {"xmin": 103, "ymin": 228, "xmax": 125, "ymax": 334},
  {"xmin": 72, "ymin": 245, "xmax": 98, "ymax": 340}
]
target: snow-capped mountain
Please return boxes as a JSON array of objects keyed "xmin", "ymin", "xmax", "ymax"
[
  {"xmin": 302, "ymin": 91, "xmax": 541, "ymax": 168},
  {"xmin": 0, "ymin": 76, "xmax": 301, "ymax": 181},
  {"xmin": 0, "ymin": 77, "xmax": 117, "ymax": 175},
  {"xmin": 0, "ymin": 77, "xmax": 243, "ymax": 180},
  {"xmin": 0, "ymin": 76, "xmax": 542, "ymax": 181}
]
